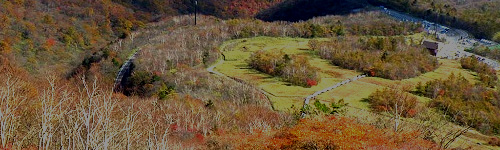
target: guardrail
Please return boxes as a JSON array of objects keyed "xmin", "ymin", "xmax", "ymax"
[{"xmin": 113, "ymin": 50, "xmax": 140, "ymax": 92}]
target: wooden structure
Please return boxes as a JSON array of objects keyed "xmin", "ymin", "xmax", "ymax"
[{"xmin": 422, "ymin": 40, "xmax": 442, "ymax": 56}]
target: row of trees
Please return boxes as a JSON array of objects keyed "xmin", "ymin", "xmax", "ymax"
[
  {"xmin": 248, "ymin": 50, "xmax": 320, "ymax": 87},
  {"xmin": 460, "ymin": 56, "xmax": 498, "ymax": 87},
  {"xmin": 469, "ymin": 46, "xmax": 500, "ymax": 62},
  {"xmin": 414, "ymin": 74, "xmax": 500, "ymax": 135},
  {"xmin": 313, "ymin": 36, "xmax": 439, "ymax": 80}
]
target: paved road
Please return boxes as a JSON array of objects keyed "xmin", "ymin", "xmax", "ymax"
[
  {"xmin": 301, "ymin": 74, "xmax": 366, "ymax": 117},
  {"xmin": 207, "ymin": 58, "xmax": 225, "ymax": 76},
  {"xmin": 113, "ymin": 50, "xmax": 140, "ymax": 91},
  {"xmin": 379, "ymin": 7, "xmax": 500, "ymax": 70}
]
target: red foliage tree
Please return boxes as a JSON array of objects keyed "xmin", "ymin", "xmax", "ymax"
[{"xmin": 213, "ymin": 116, "xmax": 440, "ymax": 149}]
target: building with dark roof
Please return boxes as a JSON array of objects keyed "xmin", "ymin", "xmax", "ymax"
[{"xmin": 422, "ymin": 40, "xmax": 442, "ymax": 56}]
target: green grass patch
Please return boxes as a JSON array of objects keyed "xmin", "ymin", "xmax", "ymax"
[
  {"xmin": 216, "ymin": 36, "xmax": 480, "ymax": 111},
  {"xmin": 214, "ymin": 36, "xmax": 496, "ymax": 148}
]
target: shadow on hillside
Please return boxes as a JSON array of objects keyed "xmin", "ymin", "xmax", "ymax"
[{"xmin": 256, "ymin": 0, "xmax": 369, "ymax": 22}]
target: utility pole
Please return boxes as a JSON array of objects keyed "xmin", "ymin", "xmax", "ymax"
[{"xmin": 194, "ymin": 0, "xmax": 198, "ymax": 25}]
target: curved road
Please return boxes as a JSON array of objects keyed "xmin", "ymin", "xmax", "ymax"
[{"xmin": 113, "ymin": 50, "xmax": 140, "ymax": 92}]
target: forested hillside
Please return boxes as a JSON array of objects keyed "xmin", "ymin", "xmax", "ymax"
[
  {"xmin": 1, "ymin": 0, "xmax": 499, "ymax": 149},
  {"xmin": 0, "ymin": 0, "xmax": 143, "ymax": 75},
  {"xmin": 113, "ymin": 0, "xmax": 283, "ymax": 19},
  {"xmin": 0, "ymin": 0, "xmax": 283, "ymax": 77},
  {"xmin": 257, "ymin": 0, "xmax": 368, "ymax": 21},
  {"xmin": 369, "ymin": 0, "xmax": 500, "ymax": 41}
]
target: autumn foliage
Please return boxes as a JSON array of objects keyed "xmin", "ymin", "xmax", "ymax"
[
  {"xmin": 416, "ymin": 74, "xmax": 500, "ymax": 135},
  {"xmin": 368, "ymin": 88, "xmax": 419, "ymax": 117},
  {"xmin": 315, "ymin": 36, "xmax": 439, "ymax": 80},
  {"xmin": 114, "ymin": 0, "xmax": 283, "ymax": 19},
  {"xmin": 460, "ymin": 56, "xmax": 498, "ymax": 87},
  {"xmin": 213, "ymin": 116, "xmax": 439, "ymax": 149},
  {"xmin": 248, "ymin": 50, "xmax": 320, "ymax": 87},
  {"xmin": 371, "ymin": 0, "xmax": 500, "ymax": 40}
]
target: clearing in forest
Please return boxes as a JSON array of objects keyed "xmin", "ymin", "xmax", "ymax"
[
  {"xmin": 215, "ymin": 36, "xmax": 478, "ymax": 111},
  {"xmin": 214, "ymin": 36, "xmax": 497, "ymax": 149}
]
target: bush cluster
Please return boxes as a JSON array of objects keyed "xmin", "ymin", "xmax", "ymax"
[
  {"xmin": 415, "ymin": 74, "xmax": 500, "ymax": 135},
  {"xmin": 315, "ymin": 36, "xmax": 439, "ymax": 80},
  {"xmin": 248, "ymin": 50, "xmax": 320, "ymax": 87},
  {"xmin": 460, "ymin": 56, "xmax": 498, "ymax": 87},
  {"xmin": 212, "ymin": 116, "xmax": 439, "ymax": 149},
  {"xmin": 368, "ymin": 88, "xmax": 418, "ymax": 117},
  {"xmin": 122, "ymin": 71, "xmax": 175, "ymax": 98},
  {"xmin": 469, "ymin": 46, "xmax": 500, "ymax": 62}
]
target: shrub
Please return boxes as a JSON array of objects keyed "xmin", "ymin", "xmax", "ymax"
[
  {"xmin": 313, "ymin": 100, "xmax": 331, "ymax": 114},
  {"xmin": 316, "ymin": 37, "xmax": 438, "ymax": 80},
  {"xmin": 470, "ymin": 46, "xmax": 500, "ymax": 61},
  {"xmin": 213, "ymin": 116, "xmax": 439, "ymax": 149},
  {"xmin": 307, "ymin": 39, "xmax": 320, "ymax": 50},
  {"xmin": 416, "ymin": 74, "xmax": 500, "ymax": 135},
  {"xmin": 302, "ymin": 100, "xmax": 348, "ymax": 115},
  {"xmin": 123, "ymin": 71, "xmax": 162, "ymax": 97},
  {"xmin": 368, "ymin": 88, "xmax": 418, "ymax": 117},
  {"xmin": 489, "ymin": 137, "xmax": 500, "ymax": 146},
  {"xmin": 460, "ymin": 56, "xmax": 498, "ymax": 87},
  {"xmin": 494, "ymin": 32, "xmax": 500, "ymax": 43},
  {"xmin": 248, "ymin": 50, "xmax": 320, "ymax": 87}
]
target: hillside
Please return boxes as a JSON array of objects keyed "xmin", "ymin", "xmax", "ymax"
[
  {"xmin": 0, "ymin": 0, "xmax": 145, "ymax": 77},
  {"xmin": 1, "ymin": 0, "xmax": 500, "ymax": 149},
  {"xmin": 0, "ymin": 0, "xmax": 283, "ymax": 79},
  {"xmin": 257, "ymin": 0, "xmax": 368, "ymax": 21},
  {"xmin": 113, "ymin": 0, "xmax": 283, "ymax": 19},
  {"xmin": 369, "ymin": 0, "xmax": 500, "ymax": 41}
]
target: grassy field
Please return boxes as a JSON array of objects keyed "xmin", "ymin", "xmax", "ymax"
[
  {"xmin": 214, "ymin": 36, "xmax": 496, "ymax": 149},
  {"xmin": 216, "ymin": 36, "xmax": 478, "ymax": 110},
  {"xmin": 216, "ymin": 37, "xmax": 357, "ymax": 110}
]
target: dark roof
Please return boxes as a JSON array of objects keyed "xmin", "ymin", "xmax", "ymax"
[{"xmin": 423, "ymin": 40, "xmax": 439, "ymax": 50}]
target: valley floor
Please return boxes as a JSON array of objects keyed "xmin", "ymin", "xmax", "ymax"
[{"xmin": 212, "ymin": 36, "xmax": 499, "ymax": 149}]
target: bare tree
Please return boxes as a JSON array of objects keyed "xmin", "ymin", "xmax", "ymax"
[{"xmin": 0, "ymin": 76, "xmax": 25, "ymax": 148}]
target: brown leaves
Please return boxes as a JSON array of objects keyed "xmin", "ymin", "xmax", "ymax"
[{"xmin": 216, "ymin": 116, "xmax": 440, "ymax": 149}]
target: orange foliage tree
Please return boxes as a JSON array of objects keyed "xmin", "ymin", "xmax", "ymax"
[{"xmin": 212, "ymin": 116, "xmax": 440, "ymax": 149}]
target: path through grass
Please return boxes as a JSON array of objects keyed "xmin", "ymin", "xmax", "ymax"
[{"xmin": 213, "ymin": 36, "xmax": 495, "ymax": 149}]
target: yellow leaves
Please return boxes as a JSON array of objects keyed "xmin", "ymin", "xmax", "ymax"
[
  {"xmin": 42, "ymin": 15, "xmax": 54, "ymax": 24},
  {"xmin": 87, "ymin": 8, "xmax": 94, "ymax": 17},
  {"xmin": 0, "ymin": 40, "xmax": 11, "ymax": 54},
  {"xmin": 493, "ymin": 31, "xmax": 500, "ymax": 43}
]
